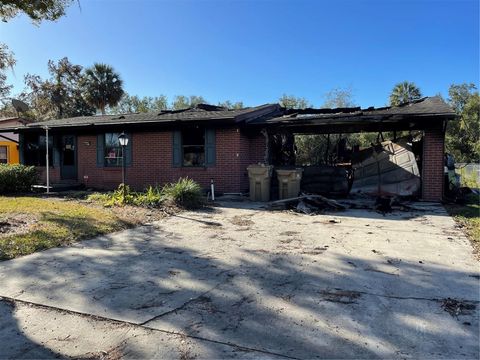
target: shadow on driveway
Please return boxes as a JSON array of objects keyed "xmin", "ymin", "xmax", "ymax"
[{"xmin": 0, "ymin": 205, "xmax": 478, "ymax": 359}]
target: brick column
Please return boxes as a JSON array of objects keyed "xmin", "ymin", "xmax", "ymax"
[{"xmin": 422, "ymin": 129, "xmax": 445, "ymax": 201}]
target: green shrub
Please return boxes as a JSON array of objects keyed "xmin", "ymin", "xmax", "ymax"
[
  {"xmin": 87, "ymin": 184, "xmax": 136, "ymax": 207},
  {"xmin": 0, "ymin": 164, "xmax": 38, "ymax": 194},
  {"xmin": 458, "ymin": 168, "xmax": 480, "ymax": 189},
  {"xmin": 135, "ymin": 185, "xmax": 164, "ymax": 207},
  {"xmin": 162, "ymin": 177, "xmax": 203, "ymax": 209},
  {"xmin": 87, "ymin": 178, "xmax": 203, "ymax": 209},
  {"xmin": 86, "ymin": 192, "xmax": 112, "ymax": 204}
]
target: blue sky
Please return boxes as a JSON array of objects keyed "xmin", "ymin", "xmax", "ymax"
[{"xmin": 1, "ymin": 0, "xmax": 478, "ymax": 107}]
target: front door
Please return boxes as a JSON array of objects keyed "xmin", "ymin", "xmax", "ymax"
[{"xmin": 60, "ymin": 135, "xmax": 77, "ymax": 180}]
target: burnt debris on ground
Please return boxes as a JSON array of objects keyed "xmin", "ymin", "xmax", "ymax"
[
  {"xmin": 266, "ymin": 193, "xmax": 346, "ymax": 214},
  {"xmin": 265, "ymin": 192, "xmax": 431, "ymax": 216},
  {"xmin": 441, "ymin": 298, "xmax": 477, "ymax": 318}
]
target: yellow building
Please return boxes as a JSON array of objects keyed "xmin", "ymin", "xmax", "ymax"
[
  {"xmin": 0, "ymin": 117, "xmax": 31, "ymax": 164},
  {"xmin": 0, "ymin": 140, "xmax": 19, "ymax": 164}
]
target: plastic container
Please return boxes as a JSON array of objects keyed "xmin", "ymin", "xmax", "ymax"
[
  {"xmin": 247, "ymin": 164, "xmax": 273, "ymax": 202},
  {"xmin": 276, "ymin": 168, "xmax": 303, "ymax": 199}
]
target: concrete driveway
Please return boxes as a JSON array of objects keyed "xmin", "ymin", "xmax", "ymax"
[{"xmin": 0, "ymin": 201, "xmax": 479, "ymax": 359}]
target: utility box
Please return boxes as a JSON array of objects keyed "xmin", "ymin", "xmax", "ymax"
[
  {"xmin": 276, "ymin": 168, "xmax": 303, "ymax": 199},
  {"xmin": 247, "ymin": 164, "xmax": 273, "ymax": 202}
]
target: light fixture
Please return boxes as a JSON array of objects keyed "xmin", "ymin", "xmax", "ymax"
[
  {"xmin": 118, "ymin": 132, "xmax": 129, "ymax": 204},
  {"xmin": 118, "ymin": 132, "xmax": 129, "ymax": 146}
]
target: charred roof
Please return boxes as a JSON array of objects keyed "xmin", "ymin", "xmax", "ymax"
[
  {"xmin": 0, "ymin": 97, "xmax": 455, "ymax": 134},
  {"xmin": 247, "ymin": 97, "xmax": 456, "ymax": 133},
  {"xmin": 21, "ymin": 103, "xmax": 281, "ymax": 130}
]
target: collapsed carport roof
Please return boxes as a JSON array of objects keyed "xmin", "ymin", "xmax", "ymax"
[{"xmin": 246, "ymin": 96, "xmax": 456, "ymax": 134}]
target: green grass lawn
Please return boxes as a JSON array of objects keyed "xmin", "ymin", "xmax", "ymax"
[
  {"xmin": 445, "ymin": 193, "xmax": 480, "ymax": 256},
  {"xmin": 0, "ymin": 196, "xmax": 137, "ymax": 260}
]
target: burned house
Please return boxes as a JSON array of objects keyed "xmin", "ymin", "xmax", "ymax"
[{"xmin": 3, "ymin": 96, "xmax": 454, "ymax": 201}]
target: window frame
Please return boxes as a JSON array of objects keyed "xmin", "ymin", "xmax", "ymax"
[
  {"xmin": 181, "ymin": 127, "xmax": 206, "ymax": 167},
  {"xmin": 0, "ymin": 145, "xmax": 7, "ymax": 164},
  {"xmin": 103, "ymin": 132, "xmax": 123, "ymax": 167}
]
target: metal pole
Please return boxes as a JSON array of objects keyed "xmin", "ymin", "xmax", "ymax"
[
  {"xmin": 210, "ymin": 179, "xmax": 215, "ymax": 201},
  {"xmin": 122, "ymin": 144, "xmax": 126, "ymax": 204},
  {"xmin": 45, "ymin": 127, "xmax": 50, "ymax": 194}
]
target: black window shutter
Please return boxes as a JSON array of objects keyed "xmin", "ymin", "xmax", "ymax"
[
  {"xmin": 125, "ymin": 133, "xmax": 132, "ymax": 166},
  {"xmin": 205, "ymin": 128, "xmax": 216, "ymax": 166},
  {"xmin": 96, "ymin": 134, "xmax": 104, "ymax": 167},
  {"xmin": 172, "ymin": 131, "xmax": 182, "ymax": 167}
]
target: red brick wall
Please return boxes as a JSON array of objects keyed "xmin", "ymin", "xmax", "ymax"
[
  {"xmin": 36, "ymin": 166, "xmax": 60, "ymax": 184},
  {"xmin": 66, "ymin": 127, "xmax": 266, "ymax": 193},
  {"xmin": 240, "ymin": 132, "xmax": 268, "ymax": 192},
  {"xmin": 422, "ymin": 129, "xmax": 445, "ymax": 201},
  {"xmin": 238, "ymin": 131, "xmax": 252, "ymax": 192},
  {"xmin": 77, "ymin": 135, "xmax": 122, "ymax": 189},
  {"xmin": 249, "ymin": 132, "xmax": 267, "ymax": 165}
]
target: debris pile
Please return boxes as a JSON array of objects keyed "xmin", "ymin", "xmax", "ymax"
[
  {"xmin": 319, "ymin": 289, "xmax": 362, "ymax": 304},
  {"xmin": 267, "ymin": 194, "xmax": 346, "ymax": 214},
  {"xmin": 337, "ymin": 195, "xmax": 429, "ymax": 214},
  {"xmin": 441, "ymin": 298, "xmax": 476, "ymax": 317}
]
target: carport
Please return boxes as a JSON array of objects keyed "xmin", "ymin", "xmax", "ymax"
[{"xmin": 247, "ymin": 96, "xmax": 456, "ymax": 201}]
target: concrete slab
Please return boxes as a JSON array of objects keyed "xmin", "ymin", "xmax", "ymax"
[
  {"xmin": 0, "ymin": 299, "xmax": 277, "ymax": 359},
  {"xmin": 0, "ymin": 201, "xmax": 478, "ymax": 358}
]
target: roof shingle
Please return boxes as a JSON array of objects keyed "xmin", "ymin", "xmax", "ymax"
[{"xmin": 24, "ymin": 104, "xmax": 279, "ymax": 129}]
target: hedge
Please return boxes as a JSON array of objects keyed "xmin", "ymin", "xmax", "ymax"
[{"xmin": 0, "ymin": 164, "xmax": 38, "ymax": 194}]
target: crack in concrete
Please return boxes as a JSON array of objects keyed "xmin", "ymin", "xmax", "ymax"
[
  {"xmin": 328, "ymin": 288, "xmax": 480, "ymax": 304},
  {"xmin": 3, "ymin": 281, "xmax": 478, "ymax": 360},
  {"xmin": 0, "ymin": 296, "xmax": 299, "ymax": 359},
  {"xmin": 139, "ymin": 270, "xmax": 232, "ymax": 326}
]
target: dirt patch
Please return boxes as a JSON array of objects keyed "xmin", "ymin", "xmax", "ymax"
[
  {"xmin": 320, "ymin": 290, "xmax": 362, "ymax": 304},
  {"xmin": 192, "ymin": 296, "xmax": 220, "ymax": 314},
  {"xmin": 279, "ymin": 231, "xmax": 299, "ymax": 236},
  {"xmin": 105, "ymin": 204, "xmax": 170, "ymax": 225},
  {"xmin": 0, "ymin": 214, "xmax": 37, "ymax": 237},
  {"xmin": 441, "ymin": 298, "xmax": 477, "ymax": 317},
  {"xmin": 229, "ymin": 215, "xmax": 254, "ymax": 227},
  {"xmin": 177, "ymin": 334, "xmax": 197, "ymax": 360},
  {"xmin": 302, "ymin": 246, "xmax": 328, "ymax": 255},
  {"xmin": 74, "ymin": 343, "xmax": 125, "ymax": 360},
  {"xmin": 313, "ymin": 219, "xmax": 341, "ymax": 225},
  {"xmin": 363, "ymin": 267, "xmax": 399, "ymax": 276}
]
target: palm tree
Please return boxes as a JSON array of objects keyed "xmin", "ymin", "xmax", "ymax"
[
  {"xmin": 82, "ymin": 63, "xmax": 124, "ymax": 114},
  {"xmin": 389, "ymin": 81, "xmax": 422, "ymax": 106}
]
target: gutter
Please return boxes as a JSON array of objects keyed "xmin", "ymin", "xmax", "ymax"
[{"xmin": 24, "ymin": 117, "xmax": 239, "ymax": 130}]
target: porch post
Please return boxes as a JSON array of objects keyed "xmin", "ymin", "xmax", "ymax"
[
  {"xmin": 45, "ymin": 126, "xmax": 50, "ymax": 194},
  {"xmin": 422, "ymin": 128, "xmax": 445, "ymax": 201}
]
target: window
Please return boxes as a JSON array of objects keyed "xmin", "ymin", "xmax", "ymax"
[
  {"xmin": 182, "ymin": 128, "xmax": 205, "ymax": 167},
  {"xmin": 104, "ymin": 133, "xmax": 123, "ymax": 167},
  {"xmin": 24, "ymin": 134, "xmax": 53, "ymax": 166},
  {"xmin": 172, "ymin": 128, "xmax": 215, "ymax": 168},
  {"xmin": 0, "ymin": 146, "xmax": 7, "ymax": 164}
]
